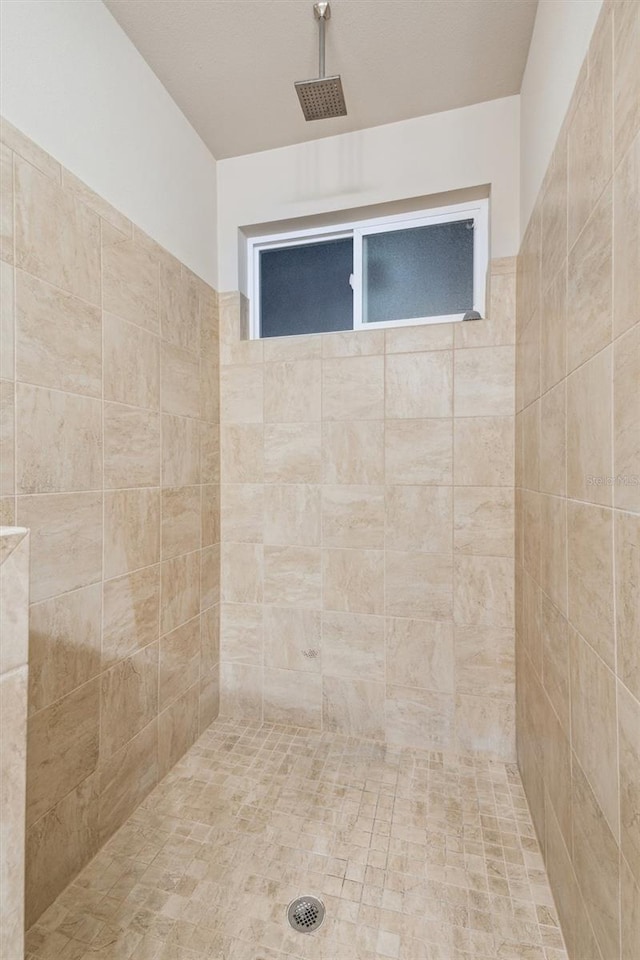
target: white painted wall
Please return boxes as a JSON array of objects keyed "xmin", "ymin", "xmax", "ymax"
[
  {"xmin": 520, "ymin": 0, "xmax": 603, "ymax": 234},
  {"xmin": 0, "ymin": 0, "xmax": 218, "ymax": 286},
  {"xmin": 217, "ymin": 96, "xmax": 520, "ymax": 291}
]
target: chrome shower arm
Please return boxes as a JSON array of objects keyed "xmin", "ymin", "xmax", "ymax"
[{"xmin": 314, "ymin": 2, "xmax": 331, "ymax": 79}]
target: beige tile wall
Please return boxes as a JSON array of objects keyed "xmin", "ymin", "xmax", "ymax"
[
  {"xmin": 515, "ymin": 3, "xmax": 640, "ymax": 957},
  {"xmin": 218, "ymin": 257, "xmax": 516, "ymax": 757},
  {"xmin": 0, "ymin": 526, "xmax": 29, "ymax": 960},
  {"xmin": 0, "ymin": 118, "xmax": 220, "ymax": 925}
]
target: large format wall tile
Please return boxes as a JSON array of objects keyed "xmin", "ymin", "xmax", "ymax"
[{"xmin": 3, "ymin": 123, "xmax": 220, "ymax": 927}]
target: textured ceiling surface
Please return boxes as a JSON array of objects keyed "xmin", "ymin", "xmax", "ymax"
[{"xmin": 104, "ymin": 0, "xmax": 538, "ymax": 159}]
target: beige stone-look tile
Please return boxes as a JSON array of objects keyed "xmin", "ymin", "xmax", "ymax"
[
  {"xmin": 263, "ymin": 606, "xmax": 320, "ymax": 672},
  {"xmin": 454, "ymin": 346, "xmax": 514, "ymax": 417},
  {"xmin": 614, "ymin": 129, "xmax": 640, "ymax": 337},
  {"xmin": 455, "ymin": 624, "xmax": 514, "ymax": 699},
  {"xmin": 201, "ymin": 483, "xmax": 220, "ymax": 549},
  {"xmin": 323, "ymin": 548, "xmax": 383, "ymax": 615},
  {"xmin": 541, "ymin": 595, "xmax": 570, "ymax": 735},
  {"xmin": 540, "ymin": 263, "xmax": 567, "ymax": 394},
  {"xmin": 541, "ymin": 130, "xmax": 568, "ymax": 285},
  {"xmin": 262, "ymin": 333, "xmax": 322, "ymax": 362},
  {"xmin": 98, "ymin": 719, "xmax": 157, "ymax": 844},
  {"xmin": 322, "ymin": 675, "xmax": 384, "ymax": 739},
  {"xmin": 0, "ymin": 143, "xmax": 14, "ymax": 265},
  {"xmin": 159, "ymin": 260, "xmax": 199, "ymax": 353},
  {"xmin": 105, "ymin": 488, "xmax": 160, "ymax": 579},
  {"xmin": 322, "ymin": 611, "xmax": 384, "ymax": 681},
  {"xmin": 220, "ymin": 602, "xmax": 263, "ymax": 665},
  {"xmin": 518, "ymin": 198, "xmax": 541, "ymax": 327},
  {"xmin": 103, "ymin": 402, "xmax": 160, "ymax": 489},
  {"xmin": 200, "ymin": 542, "xmax": 219, "ymax": 609},
  {"xmin": 221, "ymin": 542, "xmax": 262, "ymax": 604},
  {"xmin": 25, "ymin": 774, "xmax": 99, "ymax": 928},
  {"xmin": 539, "ymin": 494, "xmax": 568, "ymax": 612},
  {"xmin": 621, "ymin": 851, "xmax": 640, "ymax": 960},
  {"xmin": 221, "ymin": 483, "xmax": 263, "ymax": 544},
  {"xmin": 453, "ymin": 417, "xmax": 513, "ymax": 486},
  {"xmin": 453, "ymin": 487, "xmax": 513, "ymax": 556},
  {"xmin": 161, "ymin": 552, "xmax": 200, "ymax": 635},
  {"xmin": 264, "ymin": 483, "xmax": 320, "ymax": 546},
  {"xmin": 159, "ymin": 617, "xmax": 200, "ymax": 709},
  {"xmin": 102, "ymin": 233, "xmax": 158, "ymax": 332},
  {"xmin": 385, "ymin": 351, "xmax": 452, "ymax": 418},
  {"xmin": 162, "ymin": 415, "xmax": 200, "ymax": 488},
  {"xmin": 323, "ymin": 327, "xmax": 385, "ymax": 357},
  {"xmin": 199, "ymin": 664, "xmax": 220, "ymax": 732},
  {"xmin": 220, "ymin": 662, "xmax": 262, "ymax": 720},
  {"xmin": 519, "ymin": 308, "xmax": 541, "ymax": 410},
  {"xmin": 570, "ymin": 628, "xmax": 619, "ymax": 835},
  {"xmin": 567, "ymin": 9, "xmax": 612, "ymax": 245},
  {"xmin": 566, "ymin": 346, "xmax": 613, "ymax": 505},
  {"xmin": 15, "ymin": 270, "xmax": 101, "ymax": 397},
  {"xmin": 322, "ymin": 355, "xmax": 384, "ymax": 421},
  {"xmin": 322, "ymin": 485, "xmax": 384, "ymax": 549},
  {"xmin": 102, "ymin": 565, "xmax": 160, "ymax": 666},
  {"xmin": 264, "ymin": 545, "xmax": 321, "ymax": 608},
  {"xmin": 263, "ymin": 422, "xmax": 320, "ymax": 483},
  {"xmin": 454, "ymin": 555, "xmax": 514, "ymax": 627},
  {"xmin": 263, "ymin": 667, "xmax": 321, "ymax": 728},
  {"xmin": 104, "ymin": 313, "xmax": 159, "ymax": 410},
  {"xmin": 221, "ymin": 423, "xmax": 263, "ymax": 483},
  {"xmin": 539, "ymin": 381, "xmax": 566, "ymax": 497},
  {"xmin": 15, "ymin": 157, "xmax": 100, "ymax": 304},
  {"xmin": 323, "ymin": 420, "xmax": 384, "ymax": 485},
  {"xmin": 385, "ymin": 321, "xmax": 454, "ymax": 353},
  {"xmin": 0, "ymin": 379, "xmax": 14, "ymax": 496},
  {"xmin": 385, "ymin": 618, "xmax": 454, "ymax": 693},
  {"xmin": 200, "ymin": 354, "xmax": 219, "ymax": 424},
  {"xmin": 385, "ymin": 685, "xmax": 453, "ymax": 750},
  {"xmin": 0, "ymin": 667, "xmax": 26, "ymax": 960},
  {"xmin": 614, "ymin": 0, "xmax": 640, "ymax": 163},
  {"xmin": 27, "ymin": 677, "xmax": 100, "ymax": 825},
  {"xmin": 201, "ymin": 604, "xmax": 220, "ymax": 673},
  {"xmin": 61, "ymin": 167, "xmax": 132, "ymax": 235},
  {"xmin": 264, "ymin": 358, "xmax": 320, "ymax": 423},
  {"xmin": 200, "ymin": 420, "xmax": 219, "ymax": 484},
  {"xmin": 385, "ymin": 551, "xmax": 452, "ymax": 620},
  {"xmin": 220, "ymin": 363, "xmax": 262, "ymax": 424},
  {"xmin": 16, "ymin": 383, "xmax": 102, "ymax": 494},
  {"xmin": 161, "ymin": 342, "xmax": 200, "ymax": 419},
  {"xmin": 522, "ymin": 488, "xmax": 542, "ymax": 584},
  {"xmin": 0, "ymin": 497, "xmax": 15, "ymax": 525},
  {"xmin": 0, "ymin": 260, "xmax": 14, "ymax": 380},
  {"xmin": 385, "ymin": 419, "xmax": 452, "ymax": 485},
  {"xmin": 543, "ymin": 691, "xmax": 572, "ymax": 850},
  {"xmin": 567, "ymin": 184, "xmax": 613, "ymax": 372},
  {"xmin": 161, "ymin": 486, "xmax": 200, "ymax": 559},
  {"xmin": 522, "ymin": 398, "xmax": 540, "ymax": 493},
  {"xmin": 29, "ymin": 584, "xmax": 102, "ymax": 714},
  {"xmin": 567, "ymin": 500, "xmax": 614, "ymax": 669},
  {"xmin": 158, "ymin": 682, "xmax": 199, "ymax": 777},
  {"xmin": 100, "ymin": 643, "xmax": 159, "ymax": 759},
  {"xmin": 571, "ymin": 758, "xmax": 620, "ymax": 960},
  {"xmin": 618, "ymin": 681, "xmax": 640, "ymax": 886},
  {"xmin": 0, "ymin": 531, "xmax": 28, "ymax": 674},
  {"xmin": 614, "ymin": 322, "xmax": 640, "ymax": 512},
  {"xmin": 456, "ymin": 695, "xmax": 515, "ymax": 760},
  {"xmin": 18, "ymin": 492, "xmax": 102, "ymax": 603},
  {"xmin": 616, "ymin": 511, "xmax": 640, "ymax": 700},
  {"xmin": 457, "ymin": 271, "xmax": 516, "ymax": 348}
]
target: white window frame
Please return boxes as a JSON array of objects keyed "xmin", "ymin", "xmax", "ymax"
[{"xmin": 248, "ymin": 199, "xmax": 489, "ymax": 340}]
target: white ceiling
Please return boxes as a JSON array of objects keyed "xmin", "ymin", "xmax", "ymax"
[{"xmin": 104, "ymin": 0, "xmax": 538, "ymax": 160}]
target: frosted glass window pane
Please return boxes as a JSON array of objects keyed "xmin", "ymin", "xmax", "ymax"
[
  {"xmin": 260, "ymin": 238, "xmax": 353, "ymax": 338},
  {"xmin": 362, "ymin": 220, "xmax": 474, "ymax": 324}
]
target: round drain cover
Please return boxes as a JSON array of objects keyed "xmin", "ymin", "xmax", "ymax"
[{"xmin": 287, "ymin": 895, "xmax": 325, "ymax": 933}]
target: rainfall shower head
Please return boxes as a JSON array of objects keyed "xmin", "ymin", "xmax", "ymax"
[{"xmin": 295, "ymin": 2, "xmax": 347, "ymax": 121}]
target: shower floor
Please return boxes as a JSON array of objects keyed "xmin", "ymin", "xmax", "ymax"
[{"xmin": 25, "ymin": 718, "xmax": 567, "ymax": 960}]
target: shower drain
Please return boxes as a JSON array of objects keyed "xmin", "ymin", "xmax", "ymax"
[{"xmin": 287, "ymin": 895, "xmax": 325, "ymax": 933}]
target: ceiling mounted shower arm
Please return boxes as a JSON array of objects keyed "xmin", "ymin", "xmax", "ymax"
[{"xmin": 314, "ymin": 2, "xmax": 331, "ymax": 79}]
